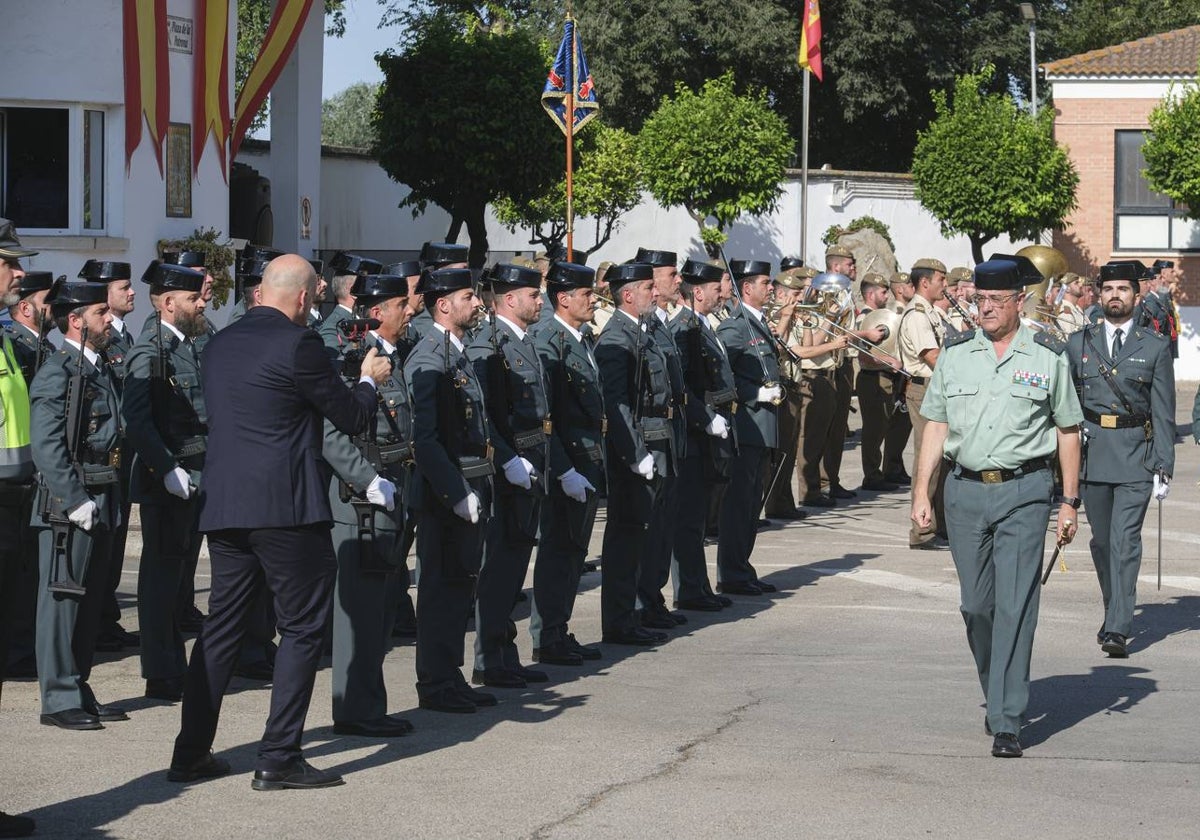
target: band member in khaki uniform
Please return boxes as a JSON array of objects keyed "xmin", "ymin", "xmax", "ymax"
[
  {"xmin": 821, "ymin": 247, "xmax": 857, "ymax": 500},
  {"xmin": 855, "ymin": 274, "xmax": 905, "ymax": 491},
  {"xmin": 898, "ymin": 258, "xmax": 951, "ymax": 549},
  {"xmin": 1055, "ymin": 272, "xmax": 1088, "ymax": 335}
]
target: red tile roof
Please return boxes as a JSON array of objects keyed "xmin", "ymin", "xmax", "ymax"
[{"xmin": 1043, "ymin": 25, "xmax": 1200, "ymax": 77}]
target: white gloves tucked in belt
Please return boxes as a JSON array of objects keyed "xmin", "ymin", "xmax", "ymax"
[
  {"xmin": 559, "ymin": 468, "xmax": 595, "ymax": 503},
  {"xmin": 367, "ymin": 475, "xmax": 396, "ymax": 511},
  {"xmin": 705, "ymin": 415, "xmax": 729, "ymax": 439},
  {"xmin": 164, "ymin": 466, "xmax": 192, "ymax": 500},
  {"xmin": 68, "ymin": 500, "xmax": 99, "ymax": 532},
  {"xmin": 756, "ymin": 385, "xmax": 782, "ymax": 404},
  {"xmin": 503, "ymin": 456, "xmax": 535, "ymax": 490},
  {"xmin": 633, "ymin": 454, "xmax": 655, "ymax": 480},
  {"xmin": 453, "ymin": 492, "xmax": 481, "ymax": 524}
]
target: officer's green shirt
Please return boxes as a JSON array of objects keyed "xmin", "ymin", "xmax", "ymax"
[{"xmin": 921, "ymin": 324, "xmax": 1082, "ymax": 471}]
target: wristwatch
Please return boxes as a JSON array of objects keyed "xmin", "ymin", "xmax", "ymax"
[{"xmin": 1059, "ymin": 495, "xmax": 1082, "ymax": 509}]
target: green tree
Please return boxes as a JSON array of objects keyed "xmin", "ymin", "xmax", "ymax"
[
  {"xmin": 1143, "ymin": 75, "xmax": 1200, "ymax": 215},
  {"xmin": 374, "ymin": 14, "xmax": 562, "ymax": 265},
  {"xmin": 322, "ymin": 82, "xmax": 380, "ymax": 149},
  {"xmin": 911, "ymin": 66, "xmax": 1079, "ymax": 264},
  {"xmin": 237, "ymin": 0, "xmax": 348, "ymax": 134},
  {"xmin": 638, "ymin": 73, "xmax": 792, "ymax": 249},
  {"xmin": 1042, "ymin": 0, "xmax": 1200, "ymax": 60},
  {"xmin": 493, "ymin": 123, "xmax": 643, "ymax": 257}
]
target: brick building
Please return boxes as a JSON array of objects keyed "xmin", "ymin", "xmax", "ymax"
[{"xmin": 1046, "ymin": 25, "xmax": 1200, "ymax": 301}]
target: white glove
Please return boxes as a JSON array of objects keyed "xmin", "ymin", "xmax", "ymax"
[
  {"xmin": 756, "ymin": 385, "xmax": 782, "ymax": 404},
  {"xmin": 632, "ymin": 453, "xmax": 655, "ymax": 480},
  {"xmin": 366, "ymin": 474, "xmax": 396, "ymax": 511},
  {"xmin": 164, "ymin": 467, "xmax": 192, "ymax": 500},
  {"xmin": 453, "ymin": 492, "xmax": 481, "ymax": 524},
  {"xmin": 1154, "ymin": 474, "xmax": 1170, "ymax": 500},
  {"xmin": 705, "ymin": 414, "xmax": 729, "ymax": 439},
  {"xmin": 68, "ymin": 500, "xmax": 99, "ymax": 532},
  {"xmin": 502, "ymin": 456, "xmax": 535, "ymax": 490},
  {"xmin": 558, "ymin": 468, "xmax": 594, "ymax": 503}
]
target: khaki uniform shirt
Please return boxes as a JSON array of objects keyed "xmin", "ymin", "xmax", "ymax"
[
  {"xmin": 799, "ymin": 317, "xmax": 841, "ymax": 372},
  {"xmin": 593, "ymin": 302, "xmax": 613, "ymax": 334},
  {"xmin": 1056, "ymin": 300, "xmax": 1086, "ymax": 335},
  {"xmin": 898, "ymin": 294, "xmax": 946, "ymax": 378},
  {"xmin": 920, "ymin": 324, "xmax": 1083, "ymax": 471}
]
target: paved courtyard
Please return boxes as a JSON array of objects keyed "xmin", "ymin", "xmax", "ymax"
[{"xmin": 3, "ymin": 386, "xmax": 1200, "ymax": 839}]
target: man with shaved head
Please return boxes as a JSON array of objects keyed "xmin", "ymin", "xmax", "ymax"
[{"xmin": 170, "ymin": 254, "xmax": 392, "ymax": 791}]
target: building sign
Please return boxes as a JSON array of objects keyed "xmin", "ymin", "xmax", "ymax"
[{"xmin": 167, "ymin": 16, "xmax": 193, "ymax": 54}]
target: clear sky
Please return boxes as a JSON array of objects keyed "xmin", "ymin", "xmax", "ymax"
[{"xmin": 322, "ymin": 0, "xmax": 401, "ymax": 99}]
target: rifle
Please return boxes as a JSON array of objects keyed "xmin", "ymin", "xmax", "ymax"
[
  {"xmin": 715, "ymin": 246, "xmax": 781, "ymax": 403},
  {"xmin": 46, "ymin": 324, "xmax": 91, "ymax": 596},
  {"xmin": 485, "ymin": 313, "xmax": 515, "ymax": 450}
]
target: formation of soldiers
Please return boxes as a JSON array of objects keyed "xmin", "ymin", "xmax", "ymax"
[{"xmin": 0, "ymin": 215, "xmax": 1186, "ymax": 777}]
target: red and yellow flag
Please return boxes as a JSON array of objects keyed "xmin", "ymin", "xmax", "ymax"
[
  {"xmin": 193, "ymin": 0, "xmax": 231, "ymax": 179},
  {"xmin": 231, "ymin": 0, "xmax": 316, "ymax": 159},
  {"xmin": 123, "ymin": 0, "xmax": 170, "ymax": 173},
  {"xmin": 799, "ymin": 0, "xmax": 823, "ymax": 82}
]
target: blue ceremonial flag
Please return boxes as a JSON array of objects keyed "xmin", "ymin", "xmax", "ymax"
[{"xmin": 541, "ymin": 19, "xmax": 599, "ymax": 136}]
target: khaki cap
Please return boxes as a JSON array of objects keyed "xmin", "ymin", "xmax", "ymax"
[
  {"xmin": 774, "ymin": 266, "xmax": 817, "ymax": 290},
  {"xmin": 826, "ymin": 245, "xmax": 855, "ymax": 261},
  {"xmin": 946, "ymin": 266, "xmax": 972, "ymax": 285},
  {"xmin": 912, "ymin": 258, "xmax": 947, "ymax": 273},
  {"xmin": 860, "ymin": 271, "xmax": 888, "ymax": 290}
]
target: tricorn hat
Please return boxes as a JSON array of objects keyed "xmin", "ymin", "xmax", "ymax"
[
  {"xmin": 351, "ymin": 273, "xmax": 409, "ymax": 301},
  {"xmin": 18, "ymin": 270, "xmax": 57, "ymax": 297},
  {"xmin": 973, "ymin": 259, "xmax": 1025, "ymax": 291},
  {"xmin": 47, "ymin": 279, "xmax": 109, "ymax": 308},
  {"xmin": 634, "ymin": 247, "xmax": 677, "ymax": 268},
  {"xmin": 419, "ymin": 242, "xmax": 469, "ymax": 269},
  {"xmin": 1098, "ymin": 260, "xmax": 1148, "ymax": 284},
  {"xmin": 485, "ymin": 263, "xmax": 542, "ymax": 290},
  {"xmin": 383, "ymin": 260, "xmax": 422, "ymax": 278},
  {"xmin": 415, "ymin": 267, "xmax": 473, "ymax": 296},
  {"xmin": 78, "ymin": 260, "xmax": 133, "ymax": 282},
  {"xmin": 546, "ymin": 261, "xmax": 595, "ymax": 289},
  {"xmin": 779, "ymin": 256, "xmax": 805, "ymax": 272},
  {"xmin": 162, "ymin": 251, "xmax": 206, "ymax": 269},
  {"xmin": 606, "ymin": 262, "xmax": 654, "ymax": 287},
  {"xmin": 680, "ymin": 259, "xmax": 724, "ymax": 285},
  {"xmin": 141, "ymin": 260, "xmax": 206, "ymax": 293},
  {"xmin": 330, "ymin": 251, "xmax": 383, "ymax": 277},
  {"xmin": 729, "ymin": 259, "xmax": 772, "ymax": 280}
]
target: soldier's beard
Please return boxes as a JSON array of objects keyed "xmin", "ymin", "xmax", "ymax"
[
  {"xmin": 175, "ymin": 310, "xmax": 210, "ymax": 338},
  {"xmin": 0, "ymin": 291, "xmax": 17, "ymax": 309},
  {"xmin": 90, "ymin": 330, "xmax": 111, "ymax": 352}
]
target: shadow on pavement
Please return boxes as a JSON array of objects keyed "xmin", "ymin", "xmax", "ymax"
[
  {"xmin": 1022, "ymin": 664, "xmax": 1156, "ymax": 748},
  {"xmin": 1132, "ymin": 595, "xmax": 1200, "ymax": 654}
]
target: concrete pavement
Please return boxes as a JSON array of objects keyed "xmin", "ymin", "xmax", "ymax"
[{"xmin": 3, "ymin": 386, "xmax": 1200, "ymax": 839}]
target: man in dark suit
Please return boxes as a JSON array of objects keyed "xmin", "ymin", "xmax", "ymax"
[{"xmin": 169, "ymin": 254, "xmax": 391, "ymax": 791}]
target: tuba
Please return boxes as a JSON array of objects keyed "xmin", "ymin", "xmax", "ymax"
[{"xmin": 1015, "ymin": 244, "xmax": 1070, "ymax": 337}]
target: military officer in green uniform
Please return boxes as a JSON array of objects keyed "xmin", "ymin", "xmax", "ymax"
[
  {"xmin": 408, "ymin": 243, "xmax": 470, "ymax": 344},
  {"xmin": 319, "ymin": 252, "xmax": 383, "ymax": 353},
  {"xmin": 913, "ymin": 257, "xmax": 1083, "ymax": 759},
  {"xmin": 3, "ymin": 271, "xmax": 57, "ymax": 383},
  {"xmin": 716, "ymin": 260, "xmax": 781, "ymax": 595},
  {"xmin": 670, "ymin": 260, "xmax": 738, "ymax": 611},
  {"xmin": 467, "ymin": 262, "xmax": 551, "ymax": 687},
  {"xmin": 405, "ymin": 267, "xmax": 497, "ymax": 713},
  {"xmin": 321, "ymin": 272, "xmax": 416, "ymax": 736},
  {"xmin": 529, "ymin": 261, "xmax": 606, "ymax": 664},
  {"xmin": 122, "ymin": 261, "xmax": 210, "ymax": 701},
  {"xmin": 30, "ymin": 279, "xmax": 130, "ymax": 730},
  {"xmin": 1066, "ymin": 259, "xmax": 1175, "ymax": 658},
  {"xmin": 594, "ymin": 262, "xmax": 673, "ymax": 646}
]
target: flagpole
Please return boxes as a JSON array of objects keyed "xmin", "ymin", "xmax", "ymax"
[
  {"xmin": 800, "ymin": 70, "xmax": 810, "ymax": 266},
  {"xmin": 565, "ymin": 16, "xmax": 575, "ymax": 262}
]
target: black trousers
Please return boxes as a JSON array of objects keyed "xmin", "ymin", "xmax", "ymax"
[
  {"xmin": 717, "ymin": 444, "xmax": 769, "ymax": 585},
  {"xmin": 173, "ymin": 524, "xmax": 337, "ymax": 770},
  {"xmin": 0, "ymin": 486, "xmax": 26, "ymax": 696}
]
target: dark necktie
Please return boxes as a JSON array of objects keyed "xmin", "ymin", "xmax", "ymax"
[{"xmin": 1112, "ymin": 327, "xmax": 1123, "ymax": 358}]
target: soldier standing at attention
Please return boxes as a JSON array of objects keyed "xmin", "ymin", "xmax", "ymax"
[
  {"xmin": 409, "ymin": 242, "xmax": 470, "ymax": 343},
  {"xmin": 405, "ymin": 267, "xmax": 498, "ymax": 712},
  {"xmin": 323, "ymin": 272, "xmax": 416, "ymax": 736},
  {"xmin": 899, "ymin": 259, "xmax": 950, "ymax": 549},
  {"xmin": 670, "ymin": 260, "xmax": 738, "ymax": 612},
  {"xmin": 913, "ymin": 257, "xmax": 1082, "ymax": 759},
  {"xmin": 855, "ymin": 273, "xmax": 905, "ymax": 492},
  {"xmin": 122, "ymin": 262, "xmax": 210, "ymax": 702},
  {"xmin": 1055, "ymin": 272, "xmax": 1088, "ymax": 335},
  {"xmin": 529, "ymin": 262, "xmax": 605, "ymax": 665},
  {"xmin": 821, "ymin": 247, "xmax": 858, "ymax": 501},
  {"xmin": 319, "ymin": 252, "xmax": 383, "ymax": 353},
  {"xmin": 715, "ymin": 260, "xmax": 781, "ymax": 596},
  {"xmin": 224, "ymin": 245, "xmax": 284, "ymax": 327},
  {"xmin": 594, "ymin": 262, "xmax": 673, "ymax": 646},
  {"xmin": 1066, "ymin": 260, "xmax": 1175, "ymax": 658},
  {"xmin": 30, "ymin": 279, "xmax": 128, "ymax": 730},
  {"xmin": 4, "ymin": 271, "xmax": 57, "ymax": 383},
  {"xmin": 467, "ymin": 263, "xmax": 551, "ymax": 688},
  {"xmin": 761, "ymin": 266, "xmax": 812, "ymax": 520}
]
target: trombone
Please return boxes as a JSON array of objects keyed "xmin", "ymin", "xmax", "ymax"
[
  {"xmin": 943, "ymin": 292, "xmax": 978, "ymax": 329},
  {"xmin": 792, "ymin": 308, "xmax": 911, "ymax": 377}
]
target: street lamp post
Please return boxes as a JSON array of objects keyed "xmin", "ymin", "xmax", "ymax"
[{"xmin": 1020, "ymin": 3, "xmax": 1037, "ymax": 117}]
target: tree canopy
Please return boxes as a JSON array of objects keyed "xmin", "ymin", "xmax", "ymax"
[
  {"xmin": 911, "ymin": 66, "xmax": 1079, "ymax": 263},
  {"xmin": 638, "ymin": 73, "xmax": 792, "ymax": 249},
  {"xmin": 322, "ymin": 82, "xmax": 380, "ymax": 149}
]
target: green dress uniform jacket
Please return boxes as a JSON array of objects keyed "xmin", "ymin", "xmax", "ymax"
[
  {"xmin": 3, "ymin": 323, "xmax": 56, "ymax": 387},
  {"xmin": 318, "ymin": 305, "xmax": 355, "ymax": 354}
]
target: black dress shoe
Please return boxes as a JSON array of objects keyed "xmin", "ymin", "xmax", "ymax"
[
  {"xmin": 753, "ymin": 581, "xmax": 778, "ymax": 593},
  {"xmin": 418, "ymin": 687, "xmax": 476, "ymax": 714},
  {"xmin": 146, "ymin": 676, "xmax": 186, "ymax": 702},
  {"xmin": 755, "ymin": 518, "xmax": 772, "ymax": 531},
  {"xmin": 167, "ymin": 751, "xmax": 231, "ymax": 783},
  {"xmin": 861, "ymin": 479, "xmax": 900, "ymax": 492},
  {"xmin": 333, "ymin": 715, "xmax": 414, "ymax": 737},
  {"xmin": 991, "ymin": 732, "xmax": 1023, "ymax": 758},
  {"xmin": 93, "ymin": 632, "xmax": 124, "ymax": 653},
  {"xmin": 602, "ymin": 628, "xmax": 663, "ymax": 646},
  {"xmin": 885, "ymin": 472, "xmax": 912, "ymax": 486},
  {"xmin": 510, "ymin": 663, "xmax": 549, "ymax": 683},
  {"xmin": 765, "ymin": 508, "xmax": 806, "ymax": 521},
  {"xmin": 1101, "ymin": 632, "xmax": 1129, "ymax": 658},
  {"xmin": 40, "ymin": 709, "xmax": 102, "ymax": 731},
  {"xmin": 107, "ymin": 623, "xmax": 140, "ymax": 647},
  {"xmin": 233, "ymin": 661, "xmax": 275, "ymax": 681},
  {"xmin": 457, "ymin": 685, "xmax": 498, "ymax": 707},
  {"xmin": 85, "ymin": 700, "xmax": 129, "ymax": 722},
  {"xmin": 802, "ymin": 494, "xmax": 836, "ymax": 508},
  {"xmin": 391, "ymin": 623, "xmax": 418, "ymax": 640},
  {"xmin": 674, "ymin": 597, "xmax": 724, "ymax": 612},
  {"xmin": 252, "ymin": 758, "xmax": 344, "ymax": 791},
  {"xmin": 829, "ymin": 485, "xmax": 858, "ymax": 500},
  {"xmin": 910, "ymin": 536, "xmax": 951, "ymax": 551},
  {"xmin": 583, "ymin": 561, "xmax": 598, "ymax": 573},
  {"xmin": 641, "ymin": 610, "xmax": 678, "ymax": 630},
  {"xmin": 178, "ymin": 607, "xmax": 207, "ymax": 634},
  {"xmin": 472, "ymin": 667, "xmax": 526, "ymax": 688},
  {"xmin": 713, "ymin": 594, "xmax": 734, "ymax": 607},
  {"xmin": 0, "ymin": 811, "xmax": 35, "ymax": 838},
  {"xmin": 533, "ymin": 640, "xmax": 584, "ymax": 665},
  {"xmin": 566, "ymin": 634, "xmax": 602, "ymax": 660},
  {"xmin": 716, "ymin": 581, "xmax": 763, "ymax": 596}
]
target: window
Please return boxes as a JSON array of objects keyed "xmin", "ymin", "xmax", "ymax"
[
  {"xmin": 0, "ymin": 104, "xmax": 107, "ymax": 233},
  {"xmin": 1114, "ymin": 130, "xmax": 1200, "ymax": 251}
]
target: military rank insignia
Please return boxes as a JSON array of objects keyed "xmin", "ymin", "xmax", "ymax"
[{"xmin": 1013, "ymin": 370, "xmax": 1050, "ymax": 390}]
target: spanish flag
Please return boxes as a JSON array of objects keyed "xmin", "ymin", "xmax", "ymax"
[{"xmin": 799, "ymin": 0, "xmax": 823, "ymax": 82}]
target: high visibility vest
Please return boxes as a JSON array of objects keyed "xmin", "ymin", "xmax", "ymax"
[{"xmin": 0, "ymin": 333, "xmax": 33, "ymax": 482}]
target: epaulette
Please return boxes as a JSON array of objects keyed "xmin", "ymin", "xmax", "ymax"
[
  {"xmin": 1135, "ymin": 327, "xmax": 1168, "ymax": 344},
  {"xmin": 943, "ymin": 329, "xmax": 975, "ymax": 348},
  {"xmin": 1033, "ymin": 330, "xmax": 1066, "ymax": 354}
]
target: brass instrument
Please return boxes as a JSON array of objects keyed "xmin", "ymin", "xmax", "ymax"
[
  {"xmin": 943, "ymin": 292, "xmax": 978, "ymax": 329},
  {"xmin": 1015, "ymin": 244, "xmax": 1070, "ymax": 335},
  {"xmin": 792, "ymin": 277, "xmax": 910, "ymax": 376},
  {"xmin": 592, "ymin": 292, "xmax": 615, "ymax": 310}
]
